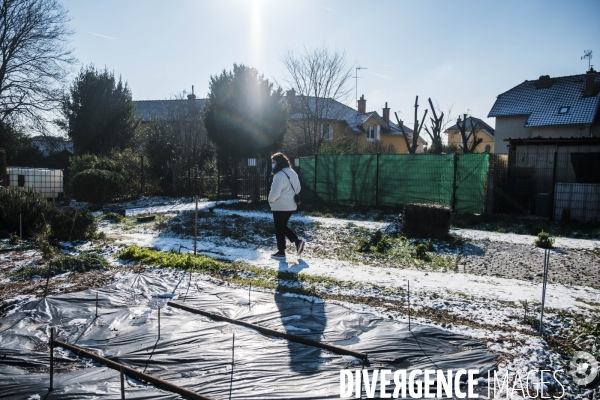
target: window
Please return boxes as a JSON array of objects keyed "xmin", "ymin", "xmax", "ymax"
[
  {"xmin": 321, "ymin": 123, "xmax": 333, "ymax": 140},
  {"xmin": 247, "ymin": 158, "xmax": 257, "ymax": 167},
  {"xmin": 558, "ymin": 106, "xmax": 570, "ymax": 114},
  {"xmin": 485, "ymin": 145, "xmax": 491, "ymax": 153},
  {"xmin": 367, "ymin": 124, "xmax": 379, "ymax": 141}
]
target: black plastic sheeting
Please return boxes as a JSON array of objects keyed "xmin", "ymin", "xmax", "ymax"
[{"xmin": 0, "ymin": 269, "xmax": 497, "ymax": 399}]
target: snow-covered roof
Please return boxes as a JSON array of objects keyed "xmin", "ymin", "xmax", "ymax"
[
  {"xmin": 488, "ymin": 72, "xmax": 600, "ymax": 127},
  {"xmin": 134, "ymin": 99, "xmax": 205, "ymax": 122}
]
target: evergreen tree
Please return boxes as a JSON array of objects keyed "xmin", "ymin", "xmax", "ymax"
[
  {"xmin": 203, "ymin": 64, "xmax": 287, "ymax": 160},
  {"xmin": 60, "ymin": 65, "xmax": 138, "ymax": 155}
]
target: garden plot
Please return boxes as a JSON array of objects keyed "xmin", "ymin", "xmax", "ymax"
[
  {"xmin": 0, "ymin": 270, "xmax": 496, "ymax": 399},
  {"xmin": 1, "ymin": 198, "xmax": 599, "ymax": 398}
]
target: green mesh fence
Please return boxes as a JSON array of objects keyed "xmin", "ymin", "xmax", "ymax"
[
  {"xmin": 378, "ymin": 154, "xmax": 454, "ymax": 207},
  {"xmin": 455, "ymin": 153, "xmax": 490, "ymax": 214},
  {"xmin": 299, "ymin": 153, "xmax": 490, "ymax": 214}
]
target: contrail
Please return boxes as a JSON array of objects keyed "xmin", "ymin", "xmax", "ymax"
[
  {"xmin": 366, "ymin": 71, "xmax": 390, "ymax": 79},
  {"xmin": 321, "ymin": 6, "xmax": 333, "ymax": 11},
  {"xmin": 83, "ymin": 31, "xmax": 116, "ymax": 40}
]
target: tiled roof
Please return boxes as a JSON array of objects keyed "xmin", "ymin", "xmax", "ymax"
[
  {"xmin": 30, "ymin": 136, "xmax": 73, "ymax": 156},
  {"xmin": 288, "ymin": 96, "xmax": 412, "ymax": 134},
  {"xmin": 445, "ymin": 116, "xmax": 495, "ymax": 137},
  {"xmin": 134, "ymin": 99, "xmax": 205, "ymax": 122},
  {"xmin": 488, "ymin": 73, "xmax": 600, "ymax": 127}
]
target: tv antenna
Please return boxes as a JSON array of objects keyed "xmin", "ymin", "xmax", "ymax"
[
  {"xmin": 355, "ymin": 66, "xmax": 367, "ymax": 108},
  {"xmin": 582, "ymin": 50, "xmax": 593, "ymax": 70}
]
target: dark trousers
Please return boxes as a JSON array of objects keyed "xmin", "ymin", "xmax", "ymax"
[{"xmin": 272, "ymin": 211, "xmax": 299, "ymax": 252}]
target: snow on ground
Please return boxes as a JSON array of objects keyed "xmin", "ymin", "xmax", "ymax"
[
  {"xmin": 106, "ymin": 229, "xmax": 600, "ymax": 313},
  {"xmin": 98, "ymin": 204, "xmax": 600, "ymax": 319},
  {"xmin": 6, "ymin": 197, "xmax": 599, "ymax": 397}
]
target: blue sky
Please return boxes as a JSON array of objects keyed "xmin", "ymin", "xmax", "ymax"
[{"xmin": 61, "ymin": 0, "xmax": 600, "ymax": 130}]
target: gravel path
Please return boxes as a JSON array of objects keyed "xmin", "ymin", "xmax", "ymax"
[{"xmin": 457, "ymin": 241, "xmax": 600, "ymax": 289}]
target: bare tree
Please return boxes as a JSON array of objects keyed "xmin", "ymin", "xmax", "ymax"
[
  {"xmin": 0, "ymin": 0, "xmax": 75, "ymax": 131},
  {"xmin": 456, "ymin": 114, "xmax": 483, "ymax": 153},
  {"xmin": 281, "ymin": 46, "xmax": 354, "ymax": 155},
  {"xmin": 423, "ymin": 98, "xmax": 454, "ymax": 154},
  {"xmin": 144, "ymin": 92, "xmax": 215, "ymax": 194},
  {"xmin": 395, "ymin": 96, "xmax": 428, "ymax": 154}
]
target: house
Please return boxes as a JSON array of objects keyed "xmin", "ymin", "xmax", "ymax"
[
  {"xmin": 488, "ymin": 68, "xmax": 600, "ymax": 153},
  {"xmin": 134, "ymin": 93, "xmax": 205, "ymax": 123},
  {"xmin": 30, "ymin": 135, "xmax": 73, "ymax": 156},
  {"xmin": 445, "ymin": 116, "xmax": 495, "ymax": 153},
  {"xmin": 134, "ymin": 89, "xmax": 426, "ymax": 155},
  {"xmin": 286, "ymin": 91, "xmax": 427, "ymax": 154}
]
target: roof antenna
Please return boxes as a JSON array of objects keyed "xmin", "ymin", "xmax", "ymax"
[
  {"xmin": 354, "ymin": 66, "xmax": 367, "ymax": 108},
  {"xmin": 582, "ymin": 50, "xmax": 593, "ymax": 70},
  {"xmin": 192, "ymin": 85, "xmax": 194, "ymax": 95}
]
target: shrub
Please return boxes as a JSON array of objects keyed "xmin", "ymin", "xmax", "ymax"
[
  {"xmin": 535, "ymin": 230, "xmax": 554, "ymax": 249},
  {"xmin": 414, "ymin": 243, "xmax": 430, "ymax": 260},
  {"xmin": 0, "ymin": 187, "xmax": 52, "ymax": 239},
  {"xmin": 48, "ymin": 207, "xmax": 97, "ymax": 241},
  {"xmin": 402, "ymin": 203, "xmax": 452, "ymax": 239},
  {"xmin": 100, "ymin": 212, "xmax": 125, "ymax": 223},
  {"xmin": 0, "ymin": 187, "xmax": 96, "ymax": 241},
  {"xmin": 70, "ymin": 168, "xmax": 124, "ymax": 204}
]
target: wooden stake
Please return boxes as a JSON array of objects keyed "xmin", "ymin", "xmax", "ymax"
[
  {"xmin": 95, "ymin": 292, "xmax": 98, "ymax": 318},
  {"xmin": 194, "ymin": 195, "xmax": 198, "ymax": 255},
  {"xmin": 49, "ymin": 327, "xmax": 54, "ymax": 391},
  {"xmin": 44, "ymin": 262, "xmax": 52, "ymax": 298},
  {"xmin": 19, "ymin": 213, "xmax": 22, "ymax": 250},
  {"xmin": 158, "ymin": 307, "xmax": 161, "ymax": 340},
  {"xmin": 68, "ymin": 209, "xmax": 78, "ymax": 242},
  {"xmin": 408, "ymin": 281, "xmax": 411, "ymax": 331},
  {"xmin": 539, "ymin": 249, "xmax": 550, "ymax": 336},
  {"xmin": 229, "ymin": 332, "xmax": 235, "ymax": 400},
  {"xmin": 248, "ymin": 283, "xmax": 251, "ymax": 306}
]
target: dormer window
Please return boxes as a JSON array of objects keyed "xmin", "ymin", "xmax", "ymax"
[
  {"xmin": 558, "ymin": 106, "xmax": 570, "ymax": 114},
  {"xmin": 367, "ymin": 124, "xmax": 379, "ymax": 141}
]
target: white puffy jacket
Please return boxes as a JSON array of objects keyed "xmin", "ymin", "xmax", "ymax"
[{"xmin": 268, "ymin": 167, "xmax": 301, "ymax": 211}]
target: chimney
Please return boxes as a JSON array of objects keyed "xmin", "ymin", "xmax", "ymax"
[
  {"xmin": 536, "ymin": 75, "xmax": 552, "ymax": 89},
  {"xmin": 584, "ymin": 67, "xmax": 597, "ymax": 96},
  {"xmin": 382, "ymin": 102, "xmax": 390, "ymax": 125},
  {"xmin": 187, "ymin": 85, "xmax": 196, "ymax": 101},
  {"xmin": 286, "ymin": 88, "xmax": 296, "ymax": 111},
  {"xmin": 357, "ymin": 94, "xmax": 366, "ymax": 114}
]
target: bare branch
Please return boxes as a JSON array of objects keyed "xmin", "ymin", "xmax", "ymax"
[
  {"xmin": 0, "ymin": 0, "xmax": 75, "ymax": 133},
  {"xmin": 281, "ymin": 45, "xmax": 354, "ymax": 155}
]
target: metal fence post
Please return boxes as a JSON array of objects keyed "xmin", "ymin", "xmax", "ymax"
[
  {"xmin": 120, "ymin": 366, "xmax": 125, "ymax": 399},
  {"xmin": 313, "ymin": 154, "xmax": 318, "ymax": 204},
  {"xmin": 375, "ymin": 153, "xmax": 380, "ymax": 206},
  {"xmin": 550, "ymin": 151, "xmax": 558, "ymax": 220},
  {"xmin": 49, "ymin": 327, "xmax": 54, "ymax": 391},
  {"xmin": 451, "ymin": 153, "xmax": 459, "ymax": 212}
]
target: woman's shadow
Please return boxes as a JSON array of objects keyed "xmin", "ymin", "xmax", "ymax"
[{"xmin": 274, "ymin": 258, "xmax": 327, "ymax": 373}]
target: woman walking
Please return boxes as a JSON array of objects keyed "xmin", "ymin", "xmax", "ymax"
[{"xmin": 268, "ymin": 152, "xmax": 305, "ymax": 259}]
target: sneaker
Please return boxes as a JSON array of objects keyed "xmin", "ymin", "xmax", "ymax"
[
  {"xmin": 271, "ymin": 251, "xmax": 286, "ymax": 259},
  {"xmin": 295, "ymin": 239, "xmax": 305, "ymax": 256}
]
